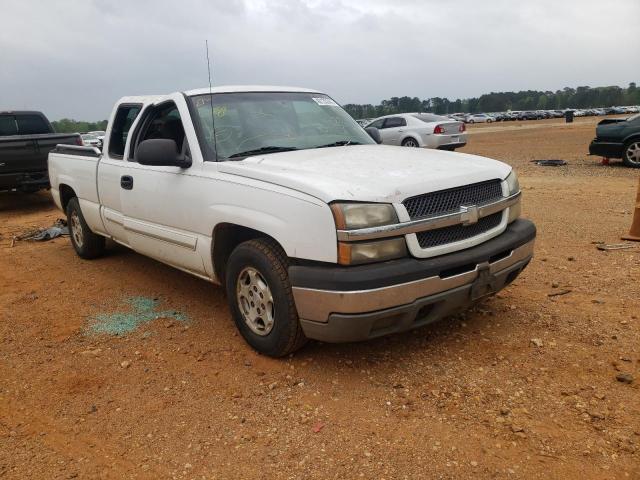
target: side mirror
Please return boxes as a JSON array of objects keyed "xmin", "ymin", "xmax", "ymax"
[
  {"xmin": 365, "ymin": 127, "xmax": 382, "ymax": 144},
  {"xmin": 135, "ymin": 139, "xmax": 191, "ymax": 168}
]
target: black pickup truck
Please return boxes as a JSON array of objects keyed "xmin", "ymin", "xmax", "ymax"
[{"xmin": 0, "ymin": 111, "xmax": 81, "ymax": 192}]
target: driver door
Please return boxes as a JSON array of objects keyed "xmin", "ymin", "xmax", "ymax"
[{"xmin": 120, "ymin": 95, "xmax": 207, "ymax": 276}]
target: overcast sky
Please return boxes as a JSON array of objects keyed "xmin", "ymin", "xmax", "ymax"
[{"xmin": 1, "ymin": 0, "xmax": 638, "ymax": 120}]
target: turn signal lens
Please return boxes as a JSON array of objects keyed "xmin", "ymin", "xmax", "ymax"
[
  {"xmin": 338, "ymin": 238, "xmax": 407, "ymax": 265},
  {"xmin": 508, "ymin": 199, "xmax": 521, "ymax": 223}
]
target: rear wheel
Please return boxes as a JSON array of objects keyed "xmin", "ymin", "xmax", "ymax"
[
  {"xmin": 401, "ymin": 137, "xmax": 419, "ymax": 147},
  {"xmin": 622, "ymin": 140, "xmax": 640, "ymax": 168},
  {"xmin": 66, "ymin": 197, "xmax": 105, "ymax": 259},
  {"xmin": 225, "ymin": 238, "xmax": 307, "ymax": 357}
]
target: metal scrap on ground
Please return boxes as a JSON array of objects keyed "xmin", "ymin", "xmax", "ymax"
[
  {"xmin": 11, "ymin": 218, "xmax": 69, "ymax": 246},
  {"xmin": 595, "ymin": 243, "xmax": 637, "ymax": 251},
  {"xmin": 531, "ymin": 159, "xmax": 568, "ymax": 166}
]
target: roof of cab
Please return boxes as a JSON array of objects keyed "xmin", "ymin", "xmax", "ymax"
[
  {"xmin": 114, "ymin": 86, "xmax": 324, "ymax": 107},
  {"xmin": 184, "ymin": 85, "xmax": 322, "ymax": 96}
]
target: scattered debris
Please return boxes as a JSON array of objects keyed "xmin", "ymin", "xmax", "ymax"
[
  {"xmin": 312, "ymin": 422, "xmax": 325, "ymax": 433},
  {"xmin": 11, "ymin": 219, "xmax": 68, "ymax": 246},
  {"xmin": 532, "ymin": 159, "xmax": 567, "ymax": 166},
  {"xmin": 87, "ymin": 296, "xmax": 188, "ymax": 335},
  {"xmin": 547, "ymin": 289, "xmax": 572, "ymax": 297},
  {"xmin": 530, "ymin": 338, "xmax": 544, "ymax": 348},
  {"xmin": 596, "ymin": 243, "xmax": 636, "ymax": 251},
  {"xmin": 616, "ymin": 373, "xmax": 634, "ymax": 384}
]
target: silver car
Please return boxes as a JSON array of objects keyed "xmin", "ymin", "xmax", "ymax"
[{"xmin": 366, "ymin": 113, "xmax": 467, "ymax": 150}]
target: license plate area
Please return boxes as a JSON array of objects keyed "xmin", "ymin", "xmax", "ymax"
[{"xmin": 470, "ymin": 263, "xmax": 497, "ymax": 301}]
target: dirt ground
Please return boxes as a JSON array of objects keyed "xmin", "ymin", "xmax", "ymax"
[{"xmin": 1, "ymin": 116, "xmax": 639, "ymax": 479}]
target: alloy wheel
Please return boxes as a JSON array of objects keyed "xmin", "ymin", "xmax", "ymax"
[
  {"xmin": 626, "ymin": 142, "xmax": 640, "ymax": 165},
  {"xmin": 236, "ymin": 267, "xmax": 275, "ymax": 336},
  {"xmin": 70, "ymin": 210, "xmax": 84, "ymax": 248}
]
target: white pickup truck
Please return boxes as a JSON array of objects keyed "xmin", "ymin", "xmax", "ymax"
[{"xmin": 48, "ymin": 86, "xmax": 535, "ymax": 357}]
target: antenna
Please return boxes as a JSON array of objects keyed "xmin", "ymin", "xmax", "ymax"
[{"xmin": 206, "ymin": 40, "xmax": 218, "ymax": 161}]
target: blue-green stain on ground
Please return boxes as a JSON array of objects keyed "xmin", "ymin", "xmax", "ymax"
[{"xmin": 88, "ymin": 296, "xmax": 188, "ymax": 335}]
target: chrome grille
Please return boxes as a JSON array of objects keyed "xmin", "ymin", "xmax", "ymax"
[
  {"xmin": 416, "ymin": 212, "xmax": 503, "ymax": 249},
  {"xmin": 403, "ymin": 180, "xmax": 503, "ymax": 220}
]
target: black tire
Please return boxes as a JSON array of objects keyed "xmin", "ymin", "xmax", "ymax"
[
  {"xmin": 468, "ymin": 119, "xmax": 475, "ymax": 124},
  {"xmin": 401, "ymin": 137, "xmax": 419, "ymax": 147},
  {"xmin": 225, "ymin": 238, "xmax": 307, "ymax": 357},
  {"xmin": 66, "ymin": 197, "xmax": 105, "ymax": 259},
  {"xmin": 622, "ymin": 140, "xmax": 640, "ymax": 168}
]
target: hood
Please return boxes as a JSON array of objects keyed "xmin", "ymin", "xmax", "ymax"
[{"xmin": 217, "ymin": 145, "xmax": 511, "ymax": 204}]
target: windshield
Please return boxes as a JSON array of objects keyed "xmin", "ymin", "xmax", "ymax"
[{"xmin": 189, "ymin": 92, "xmax": 374, "ymax": 160}]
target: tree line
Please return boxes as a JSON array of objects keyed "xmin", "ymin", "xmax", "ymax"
[
  {"xmin": 343, "ymin": 83, "xmax": 640, "ymax": 118},
  {"xmin": 51, "ymin": 118, "xmax": 108, "ymax": 133}
]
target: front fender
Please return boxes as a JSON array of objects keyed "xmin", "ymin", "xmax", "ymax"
[{"xmin": 206, "ymin": 199, "xmax": 338, "ymax": 264}]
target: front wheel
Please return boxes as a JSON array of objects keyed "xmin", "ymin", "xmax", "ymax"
[
  {"xmin": 66, "ymin": 197, "xmax": 105, "ymax": 259},
  {"xmin": 225, "ymin": 238, "xmax": 307, "ymax": 357},
  {"xmin": 622, "ymin": 140, "xmax": 640, "ymax": 168}
]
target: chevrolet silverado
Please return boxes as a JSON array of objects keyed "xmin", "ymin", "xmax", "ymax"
[{"xmin": 48, "ymin": 86, "xmax": 535, "ymax": 357}]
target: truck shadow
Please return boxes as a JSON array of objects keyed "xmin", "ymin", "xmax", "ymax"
[{"xmin": 0, "ymin": 190, "xmax": 54, "ymax": 214}]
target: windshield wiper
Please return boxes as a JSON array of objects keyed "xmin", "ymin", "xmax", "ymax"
[
  {"xmin": 228, "ymin": 146, "xmax": 298, "ymax": 159},
  {"xmin": 315, "ymin": 140, "xmax": 362, "ymax": 148}
]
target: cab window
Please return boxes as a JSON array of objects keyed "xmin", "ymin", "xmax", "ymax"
[{"xmin": 108, "ymin": 105, "xmax": 141, "ymax": 158}]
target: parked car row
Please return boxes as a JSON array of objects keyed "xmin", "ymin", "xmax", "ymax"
[{"xmin": 447, "ymin": 106, "xmax": 640, "ymax": 124}]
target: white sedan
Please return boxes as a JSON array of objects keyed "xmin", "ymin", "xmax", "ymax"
[{"xmin": 366, "ymin": 113, "xmax": 467, "ymax": 150}]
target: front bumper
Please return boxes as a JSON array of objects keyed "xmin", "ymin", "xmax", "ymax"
[
  {"xmin": 290, "ymin": 219, "xmax": 535, "ymax": 343},
  {"xmin": 588, "ymin": 139, "xmax": 623, "ymax": 158}
]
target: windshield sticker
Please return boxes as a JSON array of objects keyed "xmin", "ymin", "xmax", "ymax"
[{"xmin": 312, "ymin": 97, "xmax": 339, "ymax": 107}]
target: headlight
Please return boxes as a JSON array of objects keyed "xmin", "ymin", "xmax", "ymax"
[
  {"xmin": 330, "ymin": 202, "xmax": 406, "ymax": 265},
  {"xmin": 505, "ymin": 170, "xmax": 521, "ymax": 223},
  {"xmin": 338, "ymin": 238, "xmax": 407, "ymax": 265},
  {"xmin": 330, "ymin": 203, "xmax": 398, "ymax": 230}
]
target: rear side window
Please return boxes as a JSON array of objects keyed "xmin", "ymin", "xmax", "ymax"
[
  {"xmin": 0, "ymin": 115, "xmax": 18, "ymax": 136},
  {"xmin": 108, "ymin": 105, "xmax": 142, "ymax": 158},
  {"xmin": 15, "ymin": 114, "xmax": 51, "ymax": 134}
]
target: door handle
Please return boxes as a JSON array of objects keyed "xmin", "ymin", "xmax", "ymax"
[
  {"xmin": 120, "ymin": 175, "xmax": 133, "ymax": 190},
  {"xmin": 398, "ymin": 130, "xmax": 404, "ymax": 133}
]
